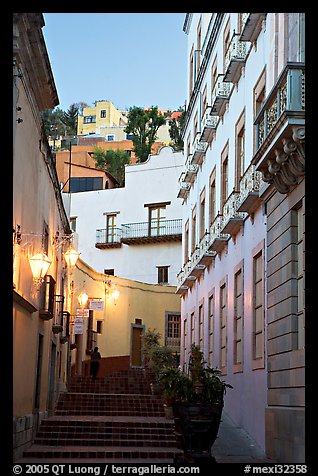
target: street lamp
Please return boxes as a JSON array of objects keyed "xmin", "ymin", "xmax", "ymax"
[
  {"xmin": 64, "ymin": 247, "xmax": 80, "ymax": 268},
  {"xmin": 78, "ymin": 291, "xmax": 88, "ymax": 308},
  {"xmin": 29, "ymin": 252, "xmax": 51, "ymax": 283}
]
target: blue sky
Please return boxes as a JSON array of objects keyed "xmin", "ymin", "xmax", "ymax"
[{"xmin": 42, "ymin": 13, "xmax": 187, "ymax": 113}]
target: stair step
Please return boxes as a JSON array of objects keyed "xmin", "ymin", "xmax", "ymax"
[
  {"xmin": 34, "ymin": 438, "xmax": 177, "ymax": 447},
  {"xmin": 23, "ymin": 444, "xmax": 183, "ymax": 459}
]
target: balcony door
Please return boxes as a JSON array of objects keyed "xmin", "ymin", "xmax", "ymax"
[
  {"xmin": 106, "ymin": 214, "xmax": 116, "ymax": 243},
  {"xmin": 130, "ymin": 324, "xmax": 145, "ymax": 368},
  {"xmin": 149, "ymin": 206, "xmax": 166, "ymax": 237}
]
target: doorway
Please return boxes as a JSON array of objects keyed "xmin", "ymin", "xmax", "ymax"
[{"xmin": 130, "ymin": 324, "xmax": 145, "ymax": 368}]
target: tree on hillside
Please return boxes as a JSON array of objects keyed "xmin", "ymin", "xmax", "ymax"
[
  {"xmin": 92, "ymin": 147, "xmax": 130, "ymax": 187},
  {"xmin": 124, "ymin": 106, "xmax": 166, "ymax": 162},
  {"xmin": 167, "ymin": 107, "xmax": 186, "ymax": 151},
  {"xmin": 61, "ymin": 103, "xmax": 79, "ymax": 136},
  {"xmin": 41, "ymin": 107, "xmax": 66, "ymax": 137}
]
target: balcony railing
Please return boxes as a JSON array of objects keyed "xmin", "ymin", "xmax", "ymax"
[
  {"xmin": 255, "ymin": 63, "xmax": 305, "ymax": 153},
  {"xmin": 177, "ymin": 176, "xmax": 191, "ymax": 199},
  {"xmin": 240, "ymin": 13, "xmax": 266, "ymax": 42},
  {"xmin": 165, "ymin": 336, "xmax": 181, "ymax": 348},
  {"xmin": 208, "ymin": 214, "xmax": 230, "ymax": 254},
  {"xmin": 253, "ymin": 62, "xmax": 305, "ymax": 194},
  {"xmin": 224, "ymin": 33, "xmax": 250, "ymax": 83},
  {"xmin": 198, "ymin": 231, "xmax": 217, "ymax": 266},
  {"xmin": 96, "ymin": 227, "xmax": 122, "ymax": 248},
  {"xmin": 237, "ymin": 164, "xmax": 263, "ymax": 214},
  {"xmin": 121, "ymin": 219, "xmax": 182, "ymax": 244},
  {"xmin": 192, "ymin": 134, "xmax": 208, "ymax": 165},
  {"xmin": 221, "ymin": 191, "xmax": 246, "ymax": 236},
  {"xmin": 200, "ymin": 107, "xmax": 219, "ymax": 142},
  {"xmin": 211, "ymin": 75, "xmax": 232, "ymax": 115},
  {"xmin": 184, "ymin": 155, "xmax": 199, "ymax": 183}
]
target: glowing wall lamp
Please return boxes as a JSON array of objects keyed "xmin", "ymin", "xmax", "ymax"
[
  {"xmin": 64, "ymin": 247, "xmax": 80, "ymax": 268},
  {"xmin": 29, "ymin": 252, "xmax": 51, "ymax": 283},
  {"xmin": 78, "ymin": 290, "xmax": 89, "ymax": 308},
  {"xmin": 111, "ymin": 289, "xmax": 120, "ymax": 306}
]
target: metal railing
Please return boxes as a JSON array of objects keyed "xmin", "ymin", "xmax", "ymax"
[
  {"xmin": 96, "ymin": 227, "xmax": 122, "ymax": 245},
  {"xmin": 224, "ymin": 33, "xmax": 249, "ymax": 73},
  {"xmin": 121, "ymin": 219, "xmax": 182, "ymax": 239},
  {"xmin": 255, "ymin": 63, "xmax": 305, "ymax": 150}
]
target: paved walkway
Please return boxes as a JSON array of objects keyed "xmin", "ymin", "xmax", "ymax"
[{"xmin": 212, "ymin": 411, "xmax": 275, "ymax": 463}]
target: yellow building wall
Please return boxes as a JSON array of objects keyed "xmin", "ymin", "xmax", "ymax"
[
  {"xmin": 71, "ymin": 259, "xmax": 180, "ymax": 370},
  {"xmin": 77, "ymin": 101, "xmax": 128, "ymax": 136}
]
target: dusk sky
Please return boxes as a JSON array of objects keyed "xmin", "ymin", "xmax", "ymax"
[{"xmin": 43, "ymin": 13, "xmax": 187, "ymax": 113}]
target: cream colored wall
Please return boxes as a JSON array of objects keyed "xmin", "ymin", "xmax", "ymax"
[
  {"xmin": 77, "ymin": 101, "xmax": 128, "ymax": 135},
  {"xmin": 71, "ymin": 258, "xmax": 180, "ymax": 366}
]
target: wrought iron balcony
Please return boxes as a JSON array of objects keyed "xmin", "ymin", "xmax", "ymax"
[
  {"xmin": 95, "ymin": 227, "xmax": 122, "ymax": 249},
  {"xmin": 165, "ymin": 336, "xmax": 181, "ymax": 349},
  {"xmin": 237, "ymin": 164, "xmax": 263, "ymax": 214},
  {"xmin": 211, "ymin": 75, "xmax": 232, "ymax": 116},
  {"xmin": 184, "ymin": 156, "xmax": 199, "ymax": 183},
  {"xmin": 176, "ymin": 267, "xmax": 190, "ymax": 295},
  {"xmin": 199, "ymin": 107, "xmax": 219, "ymax": 143},
  {"xmin": 224, "ymin": 33, "xmax": 250, "ymax": 83},
  {"xmin": 240, "ymin": 13, "xmax": 266, "ymax": 42},
  {"xmin": 121, "ymin": 219, "xmax": 182, "ymax": 245},
  {"xmin": 208, "ymin": 214, "xmax": 230, "ymax": 254},
  {"xmin": 253, "ymin": 62, "xmax": 305, "ymax": 194},
  {"xmin": 188, "ymin": 247, "xmax": 205, "ymax": 279},
  {"xmin": 177, "ymin": 173, "xmax": 191, "ymax": 199},
  {"xmin": 197, "ymin": 231, "xmax": 217, "ymax": 267},
  {"xmin": 192, "ymin": 134, "xmax": 208, "ymax": 165},
  {"xmin": 220, "ymin": 191, "xmax": 246, "ymax": 237}
]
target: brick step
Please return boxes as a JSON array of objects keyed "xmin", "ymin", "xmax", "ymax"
[
  {"xmin": 57, "ymin": 393, "xmax": 161, "ymax": 402},
  {"xmin": 40, "ymin": 419, "xmax": 174, "ymax": 429},
  {"xmin": 68, "ymin": 386, "xmax": 152, "ymax": 394},
  {"xmin": 23, "ymin": 444, "xmax": 183, "ymax": 460},
  {"xmin": 54, "ymin": 410, "xmax": 165, "ymax": 417},
  {"xmin": 34, "ymin": 437, "xmax": 177, "ymax": 447},
  {"xmin": 37, "ymin": 427, "xmax": 174, "ymax": 436}
]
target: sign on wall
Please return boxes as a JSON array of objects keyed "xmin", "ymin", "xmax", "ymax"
[
  {"xmin": 89, "ymin": 299, "xmax": 104, "ymax": 311},
  {"xmin": 74, "ymin": 317, "xmax": 84, "ymax": 334}
]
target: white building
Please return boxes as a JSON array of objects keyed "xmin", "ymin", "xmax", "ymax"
[
  {"xmin": 67, "ymin": 146, "xmax": 184, "ymax": 285},
  {"xmin": 178, "ymin": 13, "xmax": 305, "ymax": 462}
]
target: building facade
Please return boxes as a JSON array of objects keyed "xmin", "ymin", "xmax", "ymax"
[
  {"xmin": 13, "ymin": 13, "xmax": 75, "ymax": 460},
  {"xmin": 70, "ymin": 258, "xmax": 181, "ymax": 375},
  {"xmin": 77, "ymin": 100, "xmax": 128, "ymax": 137},
  {"xmin": 66, "ymin": 146, "xmax": 184, "ymax": 285},
  {"xmin": 177, "ymin": 13, "xmax": 305, "ymax": 462}
]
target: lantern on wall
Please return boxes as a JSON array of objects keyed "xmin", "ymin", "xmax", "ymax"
[
  {"xmin": 29, "ymin": 252, "xmax": 51, "ymax": 282},
  {"xmin": 64, "ymin": 247, "xmax": 80, "ymax": 268}
]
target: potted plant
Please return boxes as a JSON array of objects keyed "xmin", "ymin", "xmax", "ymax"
[{"xmin": 160, "ymin": 344, "xmax": 233, "ymax": 464}]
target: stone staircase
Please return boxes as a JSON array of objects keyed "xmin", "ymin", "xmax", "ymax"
[{"xmin": 17, "ymin": 369, "xmax": 183, "ymax": 463}]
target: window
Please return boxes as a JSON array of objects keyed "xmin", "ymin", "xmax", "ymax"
[
  {"xmin": 200, "ymin": 189, "xmax": 206, "ymax": 240},
  {"xmin": 104, "ymin": 268, "xmax": 114, "ymax": 276},
  {"xmin": 199, "ymin": 304, "xmax": 204, "ymax": 350},
  {"xmin": 100, "ymin": 110, "xmax": 106, "ymax": 118},
  {"xmin": 158, "ymin": 266, "xmax": 169, "ymax": 284},
  {"xmin": 219, "ymin": 279, "xmax": 227, "ymax": 373},
  {"xmin": 235, "ymin": 111, "xmax": 245, "ymax": 190},
  {"xmin": 189, "ymin": 46, "xmax": 194, "ymax": 96},
  {"xmin": 166, "ymin": 313, "xmax": 181, "ymax": 346},
  {"xmin": 42, "ymin": 222, "xmax": 49, "ymax": 254},
  {"xmin": 193, "ymin": 111, "xmax": 198, "ymax": 139},
  {"xmin": 191, "ymin": 312, "xmax": 195, "ymax": 345},
  {"xmin": 196, "ymin": 18, "xmax": 202, "ymax": 75},
  {"xmin": 223, "ymin": 19, "xmax": 231, "ymax": 70},
  {"xmin": 209, "ymin": 168, "xmax": 216, "ymax": 226},
  {"xmin": 208, "ymin": 292, "xmax": 215, "ymax": 367},
  {"xmin": 253, "ymin": 250, "xmax": 264, "ymax": 365},
  {"xmin": 221, "ymin": 144, "xmax": 229, "ymax": 210},
  {"xmin": 253, "ymin": 68, "xmax": 266, "ymax": 151},
  {"xmin": 295, "ymin": 202, "xmax": 305, "ymax": 349},
  {"xmin": 191, "ymin": 206, "xmax": 197, "ymax": 254},
  {"xmin": 70, "ymin": 217, "xmax": 77, "ymax": 232},
  {"xmin": 96, "ymin": 321, "xmax": 103, "ymax": 334},
  {"xmin": 184, "ymin": 220, "xmax": 189, "ymax": 265},
  {"xmin": 83, "ymin": 115, "xmax": 96, "ymax": 124},
  {"xmin": 69, "ymin": 177, "xmax": 103, "ymax": 193},
  {"xmin": 106, "ymin": 214, "xmax": 116, "ymax": 243},
  {"xmin": 183, "ymin": 318, "xmax": 188, "ymax": 369},
  {"xmin": 126, "ymin": 133, "xmax": 134, "ymax": 140},
  {"xmin": 211, "ymin": 56, "xmax": 218, "ymax": 92},
  {"xmin": 107, "ymin": 135, "xmax": 115, "ymax": 141},
  {"xmin": 149, "ymin": 206, "xmax": 166, "ymax": 236},
  {"xmin": 234, "ymin": 266, "xmax": 244, "ymax": 371},
  {"xmin": 202, "ymin": 85, "xmax": 207, "ymax": 117}
]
